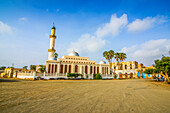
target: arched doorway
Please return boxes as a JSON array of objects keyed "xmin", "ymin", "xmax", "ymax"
[
  {"xmin": 64, "ymin": 65, "xmax": 67, "ymax": 73},
  {"xmin": 119, "ymin": 73, "xmax": 122, "ymax": 78},
  {"xmin": 148, "ymin": 74, "xmax": 151, "ymax": 78},
  {"xmin": 94, "ymin": 66, "xmax": 96, "ymax": 74},
  {"xmin": 85, "ymin": 66, "xmax": 88, "ymax": 74},
  {"xmin": 125, "ymin": 73, "xmax": 128, "ymax": 78},
  {"xmin": 90, "ymin": 66, "xmax": 92, "ymax": 74},
  {"xmin": 97, "ymin": 67, "xmax": 99, "ymax": 74},
  {"xmin": 137, "ymin": 72, "xmax": 140, "ymax": 78},
  {"xmin": 130, "ymin": 73, "xmax": 133, "ymax": 78},
  {"xmin": 142, "ymin": 72, "xmax": 145, "ymax": 78},
  {"xmin": 75, "ymin": 65, "xmax": 78, "ymax": 73},
  {"xmin": 69, "ymin": 65, "xmax": 71, "ymax": 73},
  {"xmin": 60, "ymin": 65, "xmax": 63, "ymax": 73}
]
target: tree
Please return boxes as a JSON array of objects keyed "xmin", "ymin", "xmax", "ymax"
[
  {"xmin": 114, "ymin": 53, "xmax": 120, "ymax": 62},
  {"xmin": 30, "ymin": 65, "xmax": 36, "ymax": 70},
  {"xmin": 153, "ymin": 56, "xmax": 170, "ymax": 82},
  {"xmin": 0, "ymin": 66, "xmax": 6, "ymax": 70},
  {"xmin": 103, "ymin": 51, "xmax": 109, "ymax": 62},
  {"xmin": 119, "ymin": 53, "xmax": 127, "ymax": 61},
  {"xmin": 54, "ymin": 53, "xmax": 58, "ymax": 59},
  {"xmin": 39, "ymin": 65, "xmax": 46, "ymax": 73},
  {"xmin": 23, "ymin": 66, "xmax": 28, "ymax": 70},
  {"xmin": 114, "ymin": 52, "xmax": 127, "ymax": 62},
  {"xmin": 103, "ymin": 50, "xmax": 114, "ymax": 63},
  {"xmin": 144, "ymin": 68, "xmax": 154, "ymax": 74}
]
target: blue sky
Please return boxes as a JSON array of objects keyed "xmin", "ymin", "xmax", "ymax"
[{"xmin": 0, "ymin": 0, "xmax": 170, "ymax": 68}]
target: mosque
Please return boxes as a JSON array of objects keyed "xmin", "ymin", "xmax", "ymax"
[{"xmin": 45, "ymin": 25, "xmax": 110, "ymax": 78}]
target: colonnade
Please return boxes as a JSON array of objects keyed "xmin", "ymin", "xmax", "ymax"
[{"xmin": 47, "ymin": 63, "xmax": 110, "ymax": 75}]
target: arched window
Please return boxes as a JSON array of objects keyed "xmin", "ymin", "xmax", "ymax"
[
  {"xmin": 125, "ymin": 65, "xmax": 127, "ymax": 69},
  {"xmin": 130, "ymin": 64, "xmax": 132, "ymax": 69}
]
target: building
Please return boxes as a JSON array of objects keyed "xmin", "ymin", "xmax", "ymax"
[
  {"xmin": 45, "ymin": 25, "xmax": 111, "ymax": 78},
  {"xmin": 111, "ymin": 61, "xmax": 154, "ymax": 79}
]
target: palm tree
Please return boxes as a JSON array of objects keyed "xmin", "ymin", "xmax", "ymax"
[
  {"xmin": 114, "ymin": 53, "xmax": 120, "ymax": 62},
  {"xmin": 108, "ymin": 50, "xmax": 114, "ymax": 63},
  {"xmin": 54, "ymin": 53, "xmax": 58, "ymax": 59},
  {"xmin": 103, "ymin": 51, "xmax": 109, "ymax": 62},
  {"xmin": 119, "ymin": 53, "xmax": 127, "ymax": 61}
]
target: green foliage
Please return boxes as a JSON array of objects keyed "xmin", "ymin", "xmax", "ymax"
[
  {"xmin": 67, "ymin": 73, "xmax": 82, "ymax": 78},
  {"xmin": 93, "ymin": 74, "xmax": 102, "ymax": 79},
  {"xmin": 114, "ymin": 74, "xmax": 117, "ymax": 79},
  {"xmin": 86, "ymin": 75, "xmax": 89, "ymax": 79},
  {"xmin": 54, "ymin": 53, "xmax": 58, "ymax": 58},
  {"xmin": 154, "ymin": 56, "xmax": 170, "ymax": 76},
  {"xmin": 0, "ymin": 66, "xmax": 6, "ymax": 70},
  {"xmin": 114, "ymin": 53, "xmax": 127, "ymax": 62},
  {"xmin": 23, "ymin": 66, "xmax": 28, "ymax": 69},
  {"xmin": 103, "ymin": 50, "xmax": 114, "ymax": 63},
  {"xmin": 144, "ymin": 68, "xmax": 154, "ymax": 74},
  {"xmin": 30, "ymin": 65, "xmax": 36, "ymax": 70},
  {"xmin": 39, "ymin": 65, "xmax": 46, "ymax": 73}
]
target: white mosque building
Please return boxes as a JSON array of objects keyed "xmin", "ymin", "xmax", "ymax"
[{"xmin": 45, "ymin": 25, "xmax": 111, "ymax": 78}]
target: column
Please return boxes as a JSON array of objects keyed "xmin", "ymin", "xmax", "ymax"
[
  {"xmin": 72, "ymin": 64, "xmax": 74, "ymax": 73},
  {"xmin": 46, "ymin": 63, "xmax": 49, "ymax": 73},
  {"xmin": 50, "ymin": 64, "xmax": 52, "ymax": 74},
  {"xmin": 63, "ymin": 64, "xmax": 65, "ymax": 75},
  {"xmin": 67, "ymin": 65, "xmax": 69, "ymax": 73},
  {"xmin": 108, "ymin": 67, "xmax": 110, "ymax": 75},
  {"xmin": 88, "ymin": 65, "xmax": 90, "ymax": 74},
  {"xmin": 57, "ymin": 63, "xmax": 60, "ymax": 75},
  {"xmin": 99, "ymin": 65, "xmax": 102, "ymax": 74}
]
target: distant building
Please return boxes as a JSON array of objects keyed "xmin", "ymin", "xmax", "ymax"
[{"xmin": 110, "ymin": 61, "xmax": 154, "ymax": 79}]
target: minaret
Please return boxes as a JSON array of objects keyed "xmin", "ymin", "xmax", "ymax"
[{"xmin": 48, "ymin": 23, "xmax": 56, "ymax": 60}]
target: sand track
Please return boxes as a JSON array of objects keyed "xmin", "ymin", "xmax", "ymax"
[{"xmin": 0, "ymin": 79, "xmax": 170, "ymax": 113}]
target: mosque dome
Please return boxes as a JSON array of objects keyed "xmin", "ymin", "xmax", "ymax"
[
  {"xmin": 99, "ymin": 60, "xmax": 106, "ymax": 64},
  {"xmin": 49, "ymin": 57, "xmax": 57, "ymax": 60},
  {"xmin": 68, "ymin": 50, "xmax": 79, "ymax": 56}
]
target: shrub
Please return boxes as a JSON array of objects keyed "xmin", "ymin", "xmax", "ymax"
[
  {"xmin": 86, "ymin": 75, "xmax": 89, "ymax": 79},
  {"xmin": 93, "ymin": 74, "xmax": 102, "ymax": 79},
  {"xmin": 114, "ymin": 75, "xmax": 117, "ymax": 79},
  {"xmin": 67, "ymin": 73, "xmax": 81, "ymax": 78}
]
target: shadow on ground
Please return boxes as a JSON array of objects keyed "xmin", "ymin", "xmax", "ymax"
[{"xmin": 0, "ymin": 78, "xmax": 20, "ymax": 82}]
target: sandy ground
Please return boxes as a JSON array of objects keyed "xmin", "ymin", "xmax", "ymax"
[{"xmin": 0, "ymin": 79, "xmax": 170, "ymax": 113}]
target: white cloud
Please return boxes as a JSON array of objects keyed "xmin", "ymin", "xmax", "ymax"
[
  {"xmin": 19, "ymin": 17, "xmax": 27, "ymax": 21},
  {"xmin": 96, "ymin": 14, "xmax": 128, "ymax": 38},
  {"xmin": 19, "ymin": 17, "xmax": 28, "ymax": 24},
  {"xmin": 68, "ymin": 14, "xmax": 128, "ymax": 55},
  {"xmin": 68, "ymin": 34, "xmax": 106, "ymax": 55},
  {"xmin": 120, "ymin": 39, "xmax": 170, "ymax": 66},
  {"xmin": 127, "ymin": 16, "xmax": 168, "ymax": 32},
  {"xmin": 0, "ymin": 21, "xmax": 14, "ymax": 34}
]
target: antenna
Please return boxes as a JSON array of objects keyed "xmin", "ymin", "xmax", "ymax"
[{"xmin": 53, "ymin": 22, "xmax": 55, "ymax": 26}]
